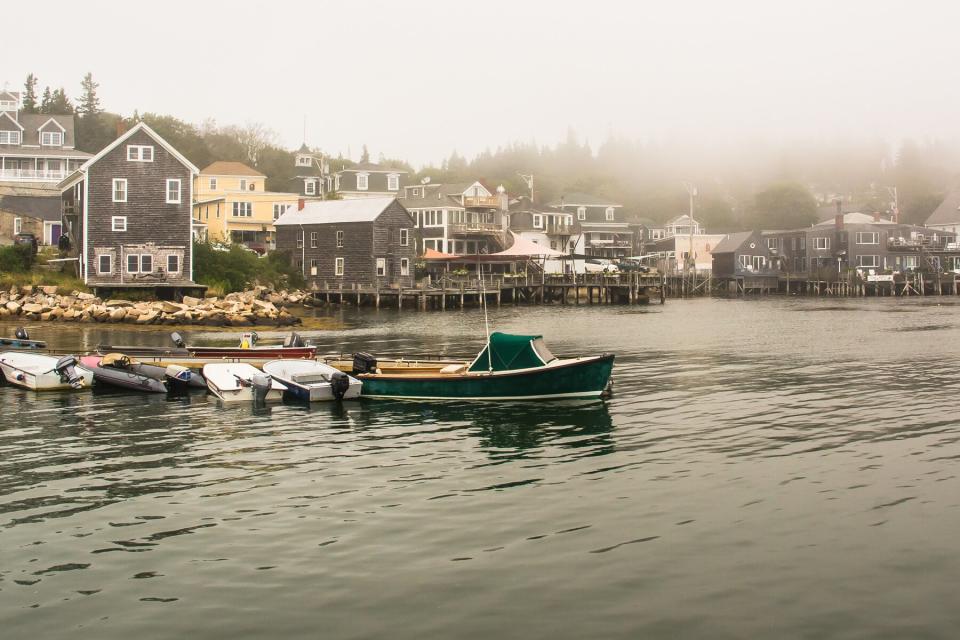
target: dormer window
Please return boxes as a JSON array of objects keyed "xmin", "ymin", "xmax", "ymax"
[
  {"xmin": 387, "ymin": 174, "xmax": 399, "ymax": 191},
  {"xmin": 0, "ymin": 131, "xmax": 20, "ymax": 145},
  {"xmin": 127, "ymin": 145, "xmax": 154, "ymax": 161},
  {"xmin": 296, "ymin": 155, "xmax": 312, "ymax": 167},
  {"xmin": 357, "ymin": 173, "xmax": 369, "ymax": 191},
  {"xmin": 605, "ymin": 207, "xmax": 615, "ymax": 221},
  {"xmin": 577, "ymin": 206, "xmax": 586, "ymax": 221},
  {"xmin": 0, "ymin": 100, "xmax": 16, "ymax": 112},
  {"xmin": 41, "ymin": 131, "xmax": 63, "ymax": 146},
  {"xmin": 239, "ymin": 179, "xmax": 247, "ymax": 191}
]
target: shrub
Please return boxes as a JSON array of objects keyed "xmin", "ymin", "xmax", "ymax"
[
  {"xmin": 0, "ymin": 244, "xmax": 35, "ymax": 273},
  {"xmin": 192, "ymin": 241, "xmax": 305, "ymax": 293}
]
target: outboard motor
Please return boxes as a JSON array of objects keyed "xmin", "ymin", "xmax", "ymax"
[
  {"xmin": 14, "ymin": 327, "xmax": 28, "ymax": 340},
  {"xmin": 283, "ymin": 332, "xmax": 305, "ymax": 348},
  {"xmin": 54, "ymin": 355, "xmax": 84, "ymax": 389},
  {"xmin": 330, "ymin": 371, "xmax": 351, "ymax": 400},
  {"xmin": 250, "ymin": 373, "xmax": 273, "ymax": 404},
  {"xmin": 171, "ymin": 332, "xmax": 186, "ymax": 348},
  {"xmin": 352, "ymin": 352, "xmax": 378, "ymax": 376}
]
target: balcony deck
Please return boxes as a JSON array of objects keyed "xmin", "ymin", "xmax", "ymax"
[{"xmin": 0, "ymin": 168, "xmax": 68, "ymax": 182}]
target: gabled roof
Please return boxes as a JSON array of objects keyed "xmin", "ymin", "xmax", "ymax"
[
  {"xmin": 0, "ymin": 194, "xmax": 61, "ymax": 222},
  {"xmin": 813, "ymin": 212, "xmax": 895, "ymax": 226},
  {"xmin": 37, "ymin": 117, "xmax": 66, "ymax": 132},
  {"xmin": 548, "ymin": 192, "xmax": 622, "ymax": 207},
  {"xmin": 0, "ymin": 111, "xmax": 23, "ymax": 130},
  {"xmin": 402, "ymin": 193, "xmax": 463, "ymax": 209},
  {"xmin": 339, "ymin": 161, "xmax": 408, "ymax": 174},
  {"xmin": 274, "ymin": 197, "xmax": 399, "ymax": 225},
  {"xmin": 0, "ymin": 91, "xmax": 19, "ymax": 102},
  {"xmin": 200, "ymin": 161, "xmax": 265, "ymax": 177},
  {"xmin": 665, "ymin": 214, "xmax": 700, "ymax": 226},
  {"xmin": 711, "ymin": 231, "xmax": 756, "ymax": 254},
  {"xmin": 926, "ymin": 188, "xmax": 960, "ymax": 226},
  {"xmin": 59, "ymin": 121, "xmax": 199, "ymax": 190}
]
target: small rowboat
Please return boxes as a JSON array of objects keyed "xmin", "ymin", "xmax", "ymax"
[
  {"xmin": 97, "ymin": 332, "xmax": 316, "ymax": 360},
  {"xmin": 0, "ymin": 352, "xmax": 92, "ymax": 391},
  {"xmin": 355, "ymin": 332, "xmax": 614, "ymax": 401},
  {"xmin": 262, "ymin": 359, "xmax": 361, "ymax": 402},
  {"xmin": 78, "ymin": 354, "xmax": 205, "ymax": 393},
  {"xmin": 0, "ymin": 327, "xmax": 47, "ymax": 350},
  {"xmin": 202, "ymin": 362, "xmax": 287, "ymax": 403}
]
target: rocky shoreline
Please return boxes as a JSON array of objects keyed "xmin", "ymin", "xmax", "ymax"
[{"xmin": 0, "ymin": 286, "xmax": 306, "ymax": 326}]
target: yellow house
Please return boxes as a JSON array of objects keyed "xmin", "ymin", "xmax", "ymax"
[{"xmin": 192, "ymin": 161, "xmax": 300, "ymax": 252}]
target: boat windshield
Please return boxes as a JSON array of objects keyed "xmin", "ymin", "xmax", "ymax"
[{"xmin": 531, "ymin": 338, "xmax": 557, "ymax": 364}]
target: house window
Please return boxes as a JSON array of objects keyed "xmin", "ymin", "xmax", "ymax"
[
  {"xmin": 248, "ymin": 181, "xmax": 256, "ymax": 191},
  {"xmin": 903, "ymin": 255, "xmax": 918, "ymax": 268},
  {"xmin": 126, "ymin": 145, "xmax": 153, "ymax": 161},
  {"xmin": 41, "ymin": 131, "xmax": 63, "ymax": 146},
  {"xmin": 813, "ymin": 237, "xmax": 830, "ymax": 250},
  {"xmin": 0, "ymin": 131, "xmax": 21, "ymax": 145},
  {"xmin": 309, "ymin": 258, "xmax": 318, "ymax": 276},
  {"xmin": 239, "ymin": 179, "xmax": 247, "ymax": 191},
  {"xmin": 98, "ymin": 254, "xmax": 112, "ymax": 274},
  {"xmin": 533, "ymin": 214, "xmax": 543, "ymax": 228},
  {"xmin": 767, "ymin": 237, "xmax": 779, "ymax": 249},
  {"xmin": 167, "ymin": 254, "xmax": 180, "ymax": 273},
  {"xmin": 305, "ymin": 180, "xmax": 316, "ymax": 195},
  {"xmin": 800, "ymin": 237, "xmax": 805, "ymax": 250},
  {"xmin": 296, "ymin": 155, "xmax": 312, "ymax": 167},
  {"xmin": 334, "ymin": 175, "xmax": 341, "ymax": 191},
  {"xmin": 232, "ymin": 202, "xmax": 252, "ymax": 217},
  {"xmin": 310, "ymin": 231, "xmax": 318, "ymax": 248},
  {"xmin": 13, "ymin": 218, "xmax": 21, "ymax": 234},
  {"xmin": 605, "ymin": 207, "xmax": 615, "ymax": 221},
  {"xmin": 112, "ymin": 178, "xmax": 127, "ymax": 203},
  {"xmin": 387, "ymin": 174, "xmax": 399, "ymax": 191},
  {"xmin": 738, "ymin": 254, "xmax": 750, "ymax": 268},
  {"xmin": 400, "ymin": 257, "xmax": 410, "ymax": 276},
  {"xmin": 273, "ymin": 203, "xmax": 290, "ymax": 220},
  {"xmin": 856, "ymin": 255, "xmax": 880, "ymax": 268},
  {"xmin": 140, "ymin": 255, "xmax": 152, "ymax": 273},
  {"xmin": 752, "ymin": 255, "xmax": 765, "ymax": 270},
  {"xmin": 335, "ymin": 257, "xmax": 344, "ymax": 276},
  {"xmin": 296, "ymin": 230, "xmax": 303, "ymax": 248},
  {"xmin": 166, "ymin": 179, "xmax": 181, "ymax": 204},
  {"xmin": 111, "ymin": 216, "xmax": 127, "ymax": 231},
  {"xmin": 126, "ymin": 254, "xmax": 139, "ymax": 273},
  {"xmin": 577, "ymin": 207, "xmax": 586, "ymax": 221},
  {"xmin": 209, "ymin": 177, "xmax": 217, "ymax": 190},
  {"xmin": 856, "ymin": 231, "xmax": 879, "ymax": 245},
  {"xmin": 400, "ymin": 228, "xmax": 409, "ymax": 246},
  {"xmin": 357, "ymin": 173, "xmax": 369, "ymax": 191},
  {"xmin": 336, "ymin": 230, "xmax": 344, "ymax": 248},
  {"xmin": 376, "ymin": 258, "xmax": 386, "ymax": 277}
]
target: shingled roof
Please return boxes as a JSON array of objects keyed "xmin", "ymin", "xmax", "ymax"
[
  {"xmin": 926, "ymin": 188, "xmax": 960, "ymax": 226},
  {"xmin": 200, "ymin": 161, "xmax": 265, "ymax": 177},
  {"xmin": 274, "ymin": 197, "xmax": 402, "ymax": 225}
]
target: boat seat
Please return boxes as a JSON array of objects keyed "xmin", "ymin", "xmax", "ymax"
[
  {"xmin": 101, "ymin": 353, "xmax": 134, "ymax": 368},
  {"xmin": 440, "ymin": 364, "xmax": 466, "ymax": 374},
  {"xmin": 290, "ymin": 372, "xmax": 329, "ymax": 384}
]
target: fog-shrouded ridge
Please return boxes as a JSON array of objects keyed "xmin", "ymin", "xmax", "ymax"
[{"xmin": 7, "ymin": 0, "xmax": 960, "ymax": 227}]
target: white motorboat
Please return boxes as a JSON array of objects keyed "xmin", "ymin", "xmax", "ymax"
[
  {"xmin": 262, "ymin": 359, "xmax": 361, "ymax": 402},
  {"xmin": 0, "ymin": 352, "xmax": 93, "ymax": 391},
  {"xmin": 202, "ymin": 362, "xmax": 286, "ymax": 403}
]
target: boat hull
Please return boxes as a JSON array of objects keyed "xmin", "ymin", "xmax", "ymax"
[
  {"xmin": 0, "ymin": 354, "xmax": 93, "ymax": 391},
  {"xmin": 0, "ymin": 338, "xmax": 47, "ymax": 350},
  {"xmin": 359, "ymin": 354, "xmax": 615, "ymax": 400},
  {"xmin": 79, "ymin": 356, "xmax": 168, "ymax": 393},
  {"xmin": 262, "ymin": 360, "xmax": 362, "ymax": 402},
  {"xmin": 202, "ymin": 363, "xmax": 287, "ymax": 403}
]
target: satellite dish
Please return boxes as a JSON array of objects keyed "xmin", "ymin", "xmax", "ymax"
[{"xmin": 421, "ymin": 177, "xmax": 431, "ymax": 185}]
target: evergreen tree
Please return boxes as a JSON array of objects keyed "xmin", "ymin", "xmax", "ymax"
[
  {"xmin": 22, "ymin": 74, "xmax": 38, "ymax": 114},
  {"xmin": 40, "ymin": 86, "xmax": 52, "ymax": 113},
  {"xmin": 77, "ymin": 72, "xmax": 101, "ymax": 117},
  {"xmin": 360, "ymin": 144, "xmax": 370, "ymax": 163},
  {"xmin": 48, "ymin": 87, "xmax": 74, "ymax": 114}
]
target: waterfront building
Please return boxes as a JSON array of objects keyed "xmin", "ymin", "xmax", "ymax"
[
  {"xmin": 0, "ymin": 193, "xmax": 62, "ymax": 245},
  {"xmin": 711, "ymin": 230, "xmax": 780, "ymax": 290},
  {"xmin": 400, "ymin": 180, "xmax": 508, "ymax": 255},
  {"xmin": 192, "ymin": 161, "xmax": 300, "ymax": 252},
  {"xmin": 58, "ymin": 122, "xmax": 199, "ymax": 290},
  {"xmin": 926, "ymin": 188, "xmax": 960, "ymax": 236},
  {"xmin": 506, "ymin": 196, "xmax": 575, "ymax": 273},
  {"xmin": 0, "ymin": 90, "xmax": 92, "ymax": 185},
  {"xmin": 548, "ymin": 192, "xmax": 633, "ymax": 260},
  {"xmin": 333, "ymin": 161, "xmax": 408, "ymax": 199},
  {"xmin": 292, "ymin": 144, "xmax": 330, "ymax": 199},
  {"xmin": 274, "ymin": 197, "xmax": 417, "ymax": 288}
]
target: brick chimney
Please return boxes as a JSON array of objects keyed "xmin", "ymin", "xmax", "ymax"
[
  {"xmin": 298, "ymin": 198, "xmax": 305, "ymax": 211},
  {"xmin": 834, "ymin": 199, "xmax": 843, "ymax": 230}
]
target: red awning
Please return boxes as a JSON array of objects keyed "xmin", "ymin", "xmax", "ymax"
[{"xmin": 422, "ymin": 248, "xmax": 460, "ymax": 260}]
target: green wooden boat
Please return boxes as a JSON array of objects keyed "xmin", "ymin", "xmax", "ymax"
[{"xmin": 356, "ymin": 332, "xmax": 614, "ymax": 400}]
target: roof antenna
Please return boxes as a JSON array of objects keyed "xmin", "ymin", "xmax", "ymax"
[{"xmin": 302, "ymin": 115, "xmax": 307, "ymax": 146}]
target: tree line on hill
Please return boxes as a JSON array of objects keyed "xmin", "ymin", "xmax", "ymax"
[{"xmin": 19, "ymin": 73, "xmax": 958, "ymax": 233}]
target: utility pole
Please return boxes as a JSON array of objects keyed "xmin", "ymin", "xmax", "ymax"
[
  {"xmin": 886, "ymin": 186, "xmax": 900, "ymax": 223},
  {"xmin": 681, "ymin": 182, "xmax": 697, "ymax": 275}
]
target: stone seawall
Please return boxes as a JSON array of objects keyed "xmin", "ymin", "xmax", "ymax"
[{"xmin": 0, "ymin": 286, "xmax": 304, "ymax": 326}]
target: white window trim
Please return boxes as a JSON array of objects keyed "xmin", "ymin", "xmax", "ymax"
[
  {"xmin": 605, "ymin": 207, "xmax": 615, "ymax": 221},
  {"xmin": 0, "ymin": 130, "xmax": 21, "ymax": 145},
  {"xmin": 111, "ymin": 216, "xmax": 127, "ymax": 232},
  {"xmin": 13, "ymin": 217, "xmax": 21, "ymax": 234},
  {"xmin": 209, "ymin": 177, "xmax": 217, "ymax": 190},
  {"xmin": 239, "ymin": 179, "xmax": 247, "ymax": 191},
  {"xmin": 305, "ymin": 180, "xmax": 316, "ymax": 195},
  {"xmin": 310, "ymin": 231, "xmax": 318, "ymax": 248},
  {"xmin": 400, "ymin": 257, "xmax": 410, "ymax": 276},
  {"xmin": 232, "ymin": 202, "xmax": 252, "ymax": 217},
  {"xmin": 577, "ymin": 207, "xmax": 586, "ymax": 221},
  {"xmin": 166, "ymin": 179, "xmax": 182, "ymax": 204},
  {"xmin": 738, "ymin": 254, "xmax": 751, "ymax": 268},
  {"xmin": 112, "ymin": 178, "xmax": 127, "ymax": 203},
  {"xmin": 126, "ymin": 254, "xmax": 140, "ymax": 274},
  {"xmin": 376, "ymin": 257, "xmax": 386, "ymax": 277},
  {"xmin": 387, "ymin": 174, "xmax": 399, "ymax": 191},
  {"xmin": 296, "ymin": 155, "xmax": 312, "ymax": 167},
  {"xmin": 167, "ymin": 254, "xmax": 180, "ymax": 273},
  {"xmin": 356, "ymin": 173, "xmax": 369, "ymax": 191},
  {"xmin": 814, "ymin": 237, "xmax": 830, "ymax": 250},
  {"xmin": 400, "ymin": 228, "xmax": 409, "ymax": 246},
  {"xmin": 126, "ymin": 145, "xmax": 154, "ymax": 162},
  {"xmin": 41, "ymin": 131, "xmax": 63, "ymax": 146},
  {"xmin": 856, "ymin": 231, "xmax": 879, "ymax": 245},
  {"xmin": 296, "ymin": 230, "xmax": 303, "ymax": 249},
  {"xmin": 98, "ymin": 253, "xmax": 112, "ymax": 275},
  {"xmin": 336, "ymin": 230, "xmax": 344, "ymax": 248},
  {"xmin": 856, "ymin": 255, "xmax": 880, "ymax": 268},
  {"xmin": 140, "ymin": 254, "xmax": 153, "ymax": 273},
  {"xmin": 335, "ymin": 257, "xmax": 345, "ymax": 276},
  {"xmin": 533, "ymin": 214, "xmax": 543, "ymax": 229}
]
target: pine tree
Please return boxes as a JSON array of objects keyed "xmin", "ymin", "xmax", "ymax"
[
  {"xmin": 77, "ymin": 72, "xmax": 101, "ymax": 117},
  {"xmin": 49, "ymin": 88, "xmax": 74, "ymax": 114},
  {"xmin": 22, "ymin": 74, "xmax": 38, "ymax": 114},
  {"xmin": 360, "ymin": 144, "xmax": 370, "ymax": 163},
  {"xmin": 40, "ymin": 86, "xmax": 52, "ymax": 113}
]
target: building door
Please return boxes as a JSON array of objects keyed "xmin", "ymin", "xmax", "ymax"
[{"xmin": 50, "ymin": 223, "xmax": 62, "ymax": 246}]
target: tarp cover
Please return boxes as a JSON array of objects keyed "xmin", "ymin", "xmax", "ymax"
[{"xmin": 468, "ymin": 332, "xmax": 548, "ymax": 372}]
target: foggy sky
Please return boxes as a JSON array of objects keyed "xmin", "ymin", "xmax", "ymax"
[{"xmin": 7, "ymin": 0, "xmax": 960, "ymax": 167}]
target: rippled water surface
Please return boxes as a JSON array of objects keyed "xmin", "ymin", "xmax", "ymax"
[{"xmin": 3, "ymin": 297, "xmax": 960, "ymax": 639}]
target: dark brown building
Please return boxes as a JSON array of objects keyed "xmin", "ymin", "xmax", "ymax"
[
  {"xmin": 59, "ymin": 122, "xmax": 199, "ymax": 292},
  {"xmin": 274, "ymin": 197, "xmax": 417, "ymax": 288}
]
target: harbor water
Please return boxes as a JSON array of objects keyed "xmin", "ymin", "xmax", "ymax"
[{"xmin": 2, "ymin": 297, "xmax": 960, "ymax": 639}]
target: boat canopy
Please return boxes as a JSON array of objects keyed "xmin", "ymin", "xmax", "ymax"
[{"xmin": 468, "ymin": 332, "xmax": 557, "ymax": 373}]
